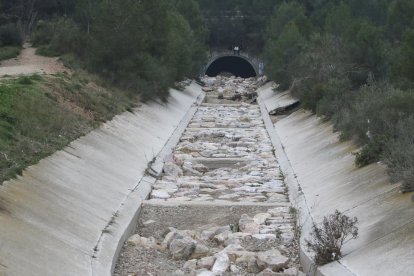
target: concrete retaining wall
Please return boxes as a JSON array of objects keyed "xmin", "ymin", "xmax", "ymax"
[
  {"xmin": 0, "ymin": 83, "xmax": 203, "ymax": 276},
  {"xmin": 258, "ymin": 85, "xmax": 414, "ymax": 276}
]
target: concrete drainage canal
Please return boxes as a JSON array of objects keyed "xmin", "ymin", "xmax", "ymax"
[{"xmin": 114, "ymin": 76, "xmax": 303, "ymax": 276}]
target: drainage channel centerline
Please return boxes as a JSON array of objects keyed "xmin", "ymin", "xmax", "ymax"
[{"xmin": 115, "ymin": 76, "xmax": 303, "ymax": 276}]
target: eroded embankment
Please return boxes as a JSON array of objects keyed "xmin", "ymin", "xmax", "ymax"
[
  {"xmin": 257, "ymin": 84, "xmax": 414, "ymax": 276},
  {"xmin": 115, "ymin": 77, "xmax": 303, "ymax": 276}
]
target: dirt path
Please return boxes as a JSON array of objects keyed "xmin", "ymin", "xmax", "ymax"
[{"xmin": 0, "ymin": 43, "xmax": 69, "ymax": 77}]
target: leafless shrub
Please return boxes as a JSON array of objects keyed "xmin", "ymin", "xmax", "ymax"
[{"xmin": 305, "ymin": 210, "xmax": 358, "ymax": 266}]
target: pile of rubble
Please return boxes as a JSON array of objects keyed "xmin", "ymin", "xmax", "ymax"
[
  {"xmin": 127, "ymin": 210, "xmax": 303, "ymax": 276},
  {"xmin": 148, "ymin": 104, "xmax": 288, "ymax": 204},
  {"xmin": 201, "ymin": 76, "xmax": 267, "ymax": 102},
  {"xmin": 115, "ymin": 76, "xmax": 302, "ymax": 275}
]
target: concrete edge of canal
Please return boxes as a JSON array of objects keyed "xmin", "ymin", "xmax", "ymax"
[
  {"xmin": 92, "ymin": 85, "xmax": 206, "ymax": 276},
  {"xmin": 0, "ymin": 82, "xmax": 203, "ymax": 276},
  {"xmin": 258, "ymin": 84, "xmax": 414, "ymax": 276}
]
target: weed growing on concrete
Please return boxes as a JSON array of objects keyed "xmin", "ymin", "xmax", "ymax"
[
  {"xmin": 289, "ymin": 206, "xmax": 302, "ymax": 240},
  {"xmin": 306, "ymin": 210, "xmax": 358, "ymax": 266}
]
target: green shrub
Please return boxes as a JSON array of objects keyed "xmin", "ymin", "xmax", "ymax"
[
  {"xmin": 31, "ymin": 20, "xmax": 55, "ymax": 46},
  {"xmin": 338, "ymin": 81, "xmax": 414, "ymax": 143},
  {"xmin": 0, "ymin": 23, "xmax": 22, "ymax": 47},
  {"xmin": 16, "ymin": 75, "xmax": 42, "ymax": 85},
  {"xmin": 384, "ymin": 116, "xmax": 414, "ymax": 192},
  {"xmin": 32, "ymin": 18, "xmax": 83, "ymax": 56},
  {"xmin": 0, "ymin": 46, "xmax": 21, "ymax": 61},
  {"xmin": 306, "ymin": 210, "xmax": 358, "ymax": 266},
  {"xmin": 35, "ymin": 45, "xmax": 61, "ymax": 57},
  {"xmin": 355, "ymin": 138, "xmax": 385, "ymax": 167},
  {"xmin": 17, "ymin": 76, "xmax": 33, "ymax": 85},
  {"xmin": 292, "ymin": 34, "xmax": 353, "ymax": 110}
]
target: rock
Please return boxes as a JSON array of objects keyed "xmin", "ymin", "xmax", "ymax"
[
  {"xmin": 191, "ymin": 243, "xmax": 210, "ymax": 259},
  {"xmin": 214, "ymin": 225, "xmax": 231, "ymax": 235},
  {"xmin": 212, "ymin": 252, "xmax": 230, "ymax": 273},
  {"xmin": 197, "ymin": 256, "xmax": 216, "ymax": 270},
  {"xmin": 252, "ymin": 234, "xmax": 277, "ymax": 241},
  {"xmin": 253, "ymin": 213, "xmax": 272, "ymax": 225},
  {"xmin": 172, "ymin": 270, "xmax": 186, "ymax": 276},
  {"xmin": 173, "ymin": 154, "xmax": 192, "ymax": 166},
  {"xmin": 297, "ymin": 270, "xmax": 306, "ymax": 276},
  {"xmin": 227, "ymin": 250, "xmax": 255, "ymax": 262},
  {"xmin": 127, "ymin": 234, "xmax": 141, "ymax": 246},
  {"xmin": 163, "ymin": 162, "xmax": 183, "ymax": 177},
  {"xmin": 256, "ymin": 249, "xmax": 290, "ymax": 271},
  {"xmin": 223, "ymin": 232, "xmax": 250, "ymax": 246},
  {"xmin": 258, "ymin": 268, "xmax": 279, "ymax": 276},
  {"xmin": 213, "ymin": 230, "xmax": 232, "ymax": 243},
  {"xmin": 196, "ymin": 270, "xmax": 216, "ymax": 276},
  {"xmin": 151, "ymin": 189, "xmax": 171, "ymax": 199},
  {"xmin": 281, "ymin": 267, "xmax": 300, "ymax": 276},
  {"xmin": 183, "ymin": 162, "xmax": 202, "ymax": 176},
  {"xmin": 193, "ymin": 163, "xmax": 209, "ymax": 173},
  {"xmin": 201, "ymin": 230, "xmax": 215, "ymax": 241},
  {"xmin": 236, "ymin": 186, "xmax": 257, "ymax": 193},
  {"xmin": 267, "ymin": 207, "xmax": 290, "ymax": 216},
  {"xmin": 259, "ymin": 227, "xmax": 276, "ymax": 234},
  {"xmin": 161, "ymin": 231, "xmax": 178, "ymax": 250},
  {"xmin": 169, "ymin": 235, "xmax": 197, "ymax": 260},
  {"xmin": 126, "ymin": 234, "xmax": 161, "ymax": 250},
  {"xmin": 144, "ymin": 237, "xmax": 160, "ymax": 249},
  {"xmin": 235, "ymin": 254, "xmax": 260, "ymax": 273},
  {"xmin": 143, "ymin": 219, "xmax": 156, "ymax": 226},
  {"xmin": 183, "ymin": 259, "xmax": 198, "ymax": 272},
  {"xmin": 230, "ymin": 264, "xmax": 240, "ymax": 273},
  {"xmin": 153, "ymin": 182, "xmax": 178, "ymax": 193},
  {"xmin": 202, "ymin": 87, "xmax": 214, "ymax": 92},
  {"xmin": 223, "ymin": 243, "xmax": 244, "ymax": 252},
  {"xmin": 239, "ymin": 214, "xmax": 260, "ymax": 234}
]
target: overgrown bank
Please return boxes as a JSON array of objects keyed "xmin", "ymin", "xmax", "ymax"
[
  {"xmin": 0, "ymin": 73, "xmax": 137, "ymax": 184},
  {"xmin": 264, "ymin": 0, "xmax": 414, "ymax": 192}
]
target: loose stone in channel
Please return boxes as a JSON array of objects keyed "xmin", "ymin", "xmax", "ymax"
[{"xmin": 115, "ymin": 76, "xmax": 302, "ymax": 276}]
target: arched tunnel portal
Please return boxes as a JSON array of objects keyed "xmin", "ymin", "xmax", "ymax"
[{"xmin": 204, "ymin": 55, "xmax": 258, "ymax": 78}]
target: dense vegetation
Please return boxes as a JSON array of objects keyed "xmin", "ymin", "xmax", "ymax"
[
  {"xmin": 197, "ymin": 0, "xmax": 279, "ymax": 54},
  {"xmin": 0, "ymin": 0, "xmax": 207, "ymax": 183},
  {"xmin": 0, "ymin": 73, "xmax": 137, "ymax": 183},
  {"xmin": 264, "ymin": 0, "xmax": 414, "ymax": 192},
  {"xmin": 1, "ymin": 0, "xmax": 207, "ymax": 100}
]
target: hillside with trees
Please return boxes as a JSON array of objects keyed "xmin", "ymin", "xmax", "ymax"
[
  {"xmin": 264, "ymin": 0, "xmax": 414, "ymax": 192},
  {"xmin": 0, "ymin": 0, "xmax": 208, "ymax": 183},
  {"xmin": 197, "ymin": 0, "xmax": 279, "ymax": 54},
  {"xmin": 1, "ymin": 0, "xmax": 413, "ymax": 191},
  {"xmin": 1, "ymin": 0, "xmax": 207, "ymax": 100}
]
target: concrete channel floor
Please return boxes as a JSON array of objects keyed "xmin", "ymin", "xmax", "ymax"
[{"xmin": 114, "ymin": 77, "xmax": 303, "ymax": 276}]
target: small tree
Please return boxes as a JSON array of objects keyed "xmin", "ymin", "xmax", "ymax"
[{"xmin": 306, "ymin": 210, "xmax": 358, "ymax": 266}]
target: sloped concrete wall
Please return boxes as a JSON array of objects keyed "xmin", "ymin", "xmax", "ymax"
[
  {"xmin": 0, "ymin": 83, "xmax": 203, "ymax": 276},
  {"xmin": 258, "ymin": 85, "xmax": 414, "ymax": 276}
]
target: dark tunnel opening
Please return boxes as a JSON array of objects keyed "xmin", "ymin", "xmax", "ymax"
[{"xmin": 205, "ymin": 56, "xmax": 257, "ymax": 78}]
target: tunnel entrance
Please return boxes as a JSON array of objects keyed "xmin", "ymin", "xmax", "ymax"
[{"xmin": 205, "ymin": 56, "xmax": 257, "ymax": 78}]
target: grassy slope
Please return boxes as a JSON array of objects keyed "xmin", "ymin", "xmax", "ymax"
[
  {"xmin": 0, "ymin": 73, "xmax": 138, "ymax": 183},
  {"xmin": 0, "ymin": 46, "xmax": 21, "ymax": 61}
]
